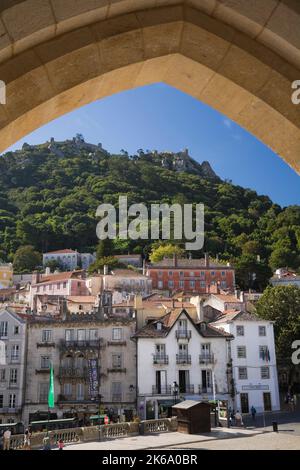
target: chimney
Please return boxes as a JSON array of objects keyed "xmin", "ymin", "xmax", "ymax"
[
  {"xmin": 173, "ymin": 253, "xmax": 177, "ymax": 267},
  {"xmin": 45, "ymin": 267, "xmax": 51, "ymax": 275},
  {"xmin": 32, "ymin": 271, "xmax": 41, "ymax": 285},
  {"xmin": 204, "ymin": 253, "xmax": 209, "ymax": 268},
  {"xmin": 103, "ymin": 265, "xmax": 108, "ymax": 275}
]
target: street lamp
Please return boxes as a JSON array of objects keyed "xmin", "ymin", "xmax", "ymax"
[{"xmin": 172, "ymin": 381, "xmax": 179, "ymax": 406}]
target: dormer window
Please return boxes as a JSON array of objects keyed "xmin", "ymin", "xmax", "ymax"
[
  {"xmin": 200, "ymin": 322, "xmax": 207, "ymax": 332},
  {"xmin": 156, "ymin": 322, "xmax": 162, "ymax": 331}
]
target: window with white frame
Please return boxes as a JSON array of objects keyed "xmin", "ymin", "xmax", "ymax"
[
  {"xmin": 238, "ymin": 367, "xmax": 248, "ymax": 380},
  {"xmin": 112, "ymin": 328, "xmax": 122, "ymax": 341},
  {"xmin": 11, "ymin": 345, "xmax": 19, "ymax": 361},
  {"xmin": 10, "ymin": 369, "xmax": 17, "ymax": 384},
  {"xmin": 259, "ymin": 326, "xmax": 266, "ymax": 336},
  {"xmin": 39, "ymin": 383, "xmax": 48, "ymax": 403},
  {"xmin": 42, "ymin": 330, "xmax": 52, "ymax": 342},
  {"xmin": 179, "ymin": 280, "xmax": 184, "ymax": 288},
  {"xmin": 0, "ymin": 321, "xmax": 8, "ymax": 338},
  {"xmin": 237, "ymin": 346, "xmax": 246, "ymax": 358},
  {"xmin": 41, "ymin": 356, "xmax": 51, "ymax": 369},
  {"xmin": 9, "ymin": 394, "xmax": 16, "ymax": 408},
  {"xmin": 89, "ymin": 329, "xmax": 98, "ymax": 340},
  {"xmin": 168, "ymin": 280, "xmax": 174, "ymax": 288},
  {"xmin": 63, "ymin": 383, "xmax": 72, "ymax": 397},
  {"xmin": 261, "ymin": 366, "xmax": 270, "ymax": 379},
  {"xmin": 236, "ymin": 325, "xmax": 244, "ymax": 336},
  {"xmin": 14, "ymin": 326, "xmax": 19, "ymax": 335}
]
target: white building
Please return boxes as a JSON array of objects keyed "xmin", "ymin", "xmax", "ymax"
[
  {"xmin": 43, "ymin": 249, "xmax": 96, "ymax": 271},
  {"xmin": 270, "ymin": 268, "xmax": 300, "ymax": 288},
  {"xmin": 133, "ymin": 308, "xmax": 233, "ymax": 420},
  {"xmin": 212, "ymin": 310, "xmax": 280, "ymax": 414},
  {"xmin": 0, "ymin": 308, "xmax": 27, "ymax": 424}
]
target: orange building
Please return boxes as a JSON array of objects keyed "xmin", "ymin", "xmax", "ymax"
[{"xmin": 147, "ymin": 254, "xmax": 235, "ymax": 294}]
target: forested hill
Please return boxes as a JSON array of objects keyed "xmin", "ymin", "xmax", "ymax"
[{"xmin": 1, "ymin": 136, "xmax": 300, "ymax": 289}]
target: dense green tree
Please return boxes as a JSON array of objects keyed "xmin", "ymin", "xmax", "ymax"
[
  {"xmin": 256, "ymin": 286, "xmax": 300, "ymax": 390},
  {"xmin": 13, "ymin": 245, "xmax": 42, "ymax": 273}
]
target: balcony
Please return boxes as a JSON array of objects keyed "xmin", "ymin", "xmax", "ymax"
[
  {"xmin": 152, "ymin": 385, "xmax": 172, "ymax": 395},
  {"xmin": 199, "ymin": 354, "xmax": 215, "ymax": 365},
  {"xmin": 176, "ymin": 354, "xmax": 191, "ymax": 364},
  {"xmin": 153, "ymin": 354, "xmax": 169, "ymax": 365},
  {"xmin": 198, "ymin": 385, "xmax": 213, "ymax": 394},
  {"xmin": 59, "ymin": 339, "xmax": 103, "ymax": 351},
  {"xmin": 179, "ymin": 384, "xmax": 194, "ymax": 394},
  {"xmin": 107, "ymin": 340, "xmax": 127, "ymax": 346},
  {"xmin": 37, "ymin": 342, "xmax": 56, "ymax": 348},
  {"xmin": 57, "ymin": 395, "xmax": 98, "ymax": 404},
  {"xmin": 35, "ymin": 367, "xmax": 51, "ymax": 374},
  {"xmin": 107, "ymin": 368, "xmax": 127, "ymax": 373},
  {"xmin": 175, "ymin": 330, "xmax": 191, "ymax": 340},
  {"xmin": 111, "ymin": 394, "xmax": 123, "ymax": 402},
  {"xmin": 58, "ymin": 367, "xmax": 89, "ymax": 380},
  {"xmin": 0, "ymin": 407, "xmax": 21, "ymax": 414}
]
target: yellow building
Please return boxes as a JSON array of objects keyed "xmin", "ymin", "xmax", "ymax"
[{"xmin": 0, "ymin": 263, "xmax": 13, "ymax": 289}]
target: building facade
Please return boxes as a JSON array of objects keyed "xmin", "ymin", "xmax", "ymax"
[
  {"xmin": 23, "ymin": 315, "xmax": 136, "ymax": 425},
  {"xmin": 43, "ymin": 249, "xmax": 96, "ymax": 271},
  {"xmin": 0, "ymin": 263, "xmax": 13, "ymax": 289},
  {"xmin": 133, "ymin": 309, "xmax": 233, "ymax": 420},
  {"xmin": 212, "ymin": 311, "xmax": 280, "ymax": 414},
  {"xmin": 147, "ymin": 255, "xmax": 235, "ymax": 294},
  {"xmin": 0, "ymin": 308, "xmax": 27, "ymax": 425}
]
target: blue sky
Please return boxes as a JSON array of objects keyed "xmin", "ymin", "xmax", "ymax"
[{"xmin": 6, "ymin": 82, "xmax": 300, "ymax": 207}]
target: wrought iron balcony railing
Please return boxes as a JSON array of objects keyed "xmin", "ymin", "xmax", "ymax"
[
  {"xmin": 176, "ymin": 354, "xmax": 191, "ymax": 364},
  {"xmin": 153, "ymin": 354, "xmax": 169, "ymax": 365},
  {"xmin": 175, "ymin": 330, "xmax": 191, "ymax": 340},
  {"xmin": 152, "ymin": 385, "xmax": 172, "ymax": 395},
  {"xmin": 199, "ymin": 353, "xmax": 215, "ymax": 364}
]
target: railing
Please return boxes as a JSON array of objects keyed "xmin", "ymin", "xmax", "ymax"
[
  {"xmin": 179, "ymin": 384, "xmax": 194, "ymax": 394},
  {"xmin": 175, "ymin": 330, "xmax": 191, "ymax": 339},
  {"xmin": 198, "ymin": 385, "xmax": 213, "ymax": 394},
  {"xmin": 111, "ymin": 394, "xmax": 122, "ymax": 402},
  {"xmin": 59, "ymin": 367, "xmax": 89, "ymax": 379},
  {"xmin": 107, "ymin": 367, "xmax": 127, "ymax": 373},
  {"xmin": 59, "ymin": 339, "xmax": 101, "ymax": 350},
  {"xmin": 107, "ymin": 340, "xmax": 127, "ymax": 346},
  {"xmin": 37, "ymin": 342, "xmax": 56, "ymax": 348},
  {"xmin": 152, "ymin": 385, "xmax": 172, "ymax": 395},
  {"xmin": 153, "ymin": 354, "xmax": 169, "ymax": 365},
  {"xmin": 0, "ymin": 406, "xmax": 21, "ymax": 413},
  {"xmin": 176, "ymin": 354, "xmax": 191, "ymax": 364},
  {"xmin": 9, "ymin": 419, "xmax": 178, "ymax": 449},
  {"xmin": 199, "ymin": 353, "xmax": 214, "ymax": 364}
]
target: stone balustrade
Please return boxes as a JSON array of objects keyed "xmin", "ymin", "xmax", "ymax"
[{"xmin": 8, "ymin": 418, "xmax": 177, "ymax": 449}]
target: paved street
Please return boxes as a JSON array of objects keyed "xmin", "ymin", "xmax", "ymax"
[{"xmin": 62, "ymin": 411, "xmax": 300, "ymax": 450}]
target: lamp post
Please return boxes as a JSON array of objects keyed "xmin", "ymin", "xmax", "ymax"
[{"xmin": 172, "ymin": 381, "xmax": 179, "ymax": 406}]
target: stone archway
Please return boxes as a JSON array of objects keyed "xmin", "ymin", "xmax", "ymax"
[{"xmin": 0, "ymin": 1, "xmax": 299, "ymax": 171}]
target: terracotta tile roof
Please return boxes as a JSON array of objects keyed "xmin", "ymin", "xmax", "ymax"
[
  {"xmin": 35, "ymin": 270, "xmax": 84, "ymax": 285},
  {"xmin": 44, "ymin": 249, "xmax": 77, "ymax": 254},
  {"xmin": 132, "ymin": 309, "xmax": 233, "ymax": 339},
  {"xmin": 211, "ymin": 310, "xmax": 260, "ymax": 324},
  {"xmin": 67, "ymin": 296, "xmax": 96, "ymax": 304},
  {"xmin": 212, "ymin": 294, "xmax": 242, "ymax": 303},
  {"xmin": 110, "ymin": 269, "xmax": 146, "ymax": 277}
]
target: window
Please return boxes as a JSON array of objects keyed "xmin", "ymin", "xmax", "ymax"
[
  {"xmin": 11, "ymin": 345, "xmax": 19, "ymax": 361},
  {"xmin": 57, "ymin": 283, "xmax": 60, "ymax": 289},
  {"xmin": 112, "ymin": 328, "xmax": 122, "ymax": 341},
  {"xmin": 76, "ymin": 383, "xmax": 84, "ymax": 401},
  {"xmin": 200, "ymin": 281, "xmax": 206, "ymax": 288},
  {"xmin": 9, "ymin": 394, "xmax": 16, "ymax": 408},
  {"xmin": 14, "ymin": 326, "xmax": 19, "ymax": 335},
  {"xmin": 237, "ymin": 346, "xmax": 246, "ymax": 358},
  {"xmin": 221, "ymin": 271, "xmax": 226, "ymax": 277},
  {"xmin": 189, "ymin": 280, "xmax": 195, "ymax": 288},
  {"xmin": 158, "ymin": 271, "xmax": 163, "ymax": 278},
  {"xmin": 168, "ymin": 271, "xmax": 173, "ymax": 276},
  {"xmin": 259, "ymin": 326, "xmax": 266, "ymax": 336},
  {"xmin": 238, "ymin": 367, "xmax": 248, "ymax": 380},
  {"xmin": 155, "ymin": 344, "xmax": 166, "ymax": 355},
  {"xmin": 39, "ymin": 383, "xmax": 49, "ymax": 403},
  {"xmin": 179, "ymin": 271, "xmax": 184, "ymax": 277},
  {"xmin": 41, "ymin": 356, "xmax": 51, "ymax": 369},
  {"xmin": 77, "ymin": 329, "xmax": 86, "ymax": 342},
  {"xmin": 190, "ymin": 271, "xmax": 194, "ymax": 277},
  {"xmin": 179, "ymin": 280, "xmax": 184, "ymax": 288},
  {"xmin": 89, "ymin": 329, "xmax": 98, "ymax": 340},
  {"xmin": 158, "ymin": 281, "xmax": 163, "ymax": 288},
  {"xmin": 42, "ymin": 330, "xmax": 52, "ymax": 342},
  {"xmin": 168, "ymin": 280, "xmax": 174, "ymax": 288},
  {"xmin": 259, "ymin": 345, "xmax": 270, "ymax": 361},
  {"xmin": 0, "ymin": 321, "xmax": 8, "ymax": 338},
  {"xmin": 112, "ymin": 382, "xmax": 122, "ymax": 401},
  {"xmin": 0, "ymin": 369, "xmax": 5, "ymax": 381},
  {"xmin": 112, "ymin": 354, "xmax": 122, "ymax": 368},
  {"xmin": 261, "ymin": 367, "xmax": 270, "ymax": 379},
  {"xmin": 200, "ymin": 271, "xmax": 205, "ymax": 277},
  {"xmin": 10, "ymin": 369, "xmax": 17, "ymax": 384},
  {"xmin": 63, "ymin": 383, "xmax": 72, "ymax": 397},
  {"xmin": 0, "ymin": 394, "xmax": 3, "ymax": 408},
  {"xmin": 211, "ymin": 271, "xmax": 215, "ymax": 277},
  {"xmin": 65, "ymin": 329, "xmax": 75, "ymax": 342},
  {"xmin": 236, "ymin": 325, "xmax": 244, "ymax": 336},
  {"xmin": 221, "ymin": 281, "xmax": 227, "ymax": 288},
  {"xmin": 63, "ymin": 282, "xmax": 67, "ymax": 288}
]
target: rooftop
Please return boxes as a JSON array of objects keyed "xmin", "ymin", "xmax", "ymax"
[{"xmin": 148, "ymin": 258, "xmax": 231, "ymax": 269}]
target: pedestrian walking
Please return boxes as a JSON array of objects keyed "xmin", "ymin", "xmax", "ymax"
[
  {"xmin": 251, "ymin": 406, "xmax": 257, "ymax": 422},
  {"xmin": 42, "ymin": 435, "xmax": 51, "ymax": 450},
  {"xmin": 3, "ymin": 428, "xmax": 11, "ymax": 451},
  {"xmin": 234, "ymin": 410, "xmax": 243, "ymax": 427},
  {"xmin": 58, "ymin": 438, "xmax": 64, "ymax": 450}
]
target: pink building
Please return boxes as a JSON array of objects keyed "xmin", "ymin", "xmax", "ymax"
[{"xmin": 30, "ymin": 271, "xmax": 89, "ymax": 311}]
